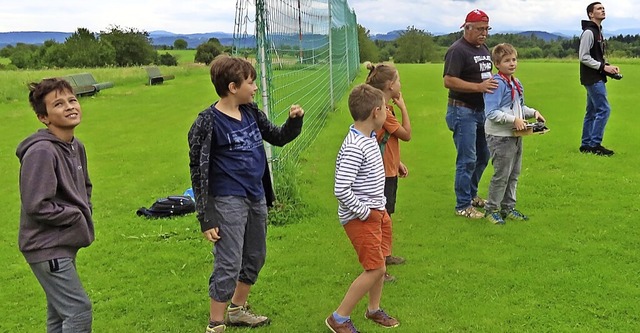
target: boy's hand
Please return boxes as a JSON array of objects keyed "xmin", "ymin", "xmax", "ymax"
[
  {"xmin": 534, "ymin": 111, "xmax": 546, "ymax": 123},
  {"xmin": 203, "ymin": 227, "xmax": 221, "ymax": 242},
  {"xmin": 513, "ymin": 118, "xmax": 527, "ymax": 131},
  {"xmin": 289, "ymin": 104, "xmax": 304, "ymax": 118},
  {"xmin": 398, "ymin": 161, "xmax": 409, "ymax": 178}
]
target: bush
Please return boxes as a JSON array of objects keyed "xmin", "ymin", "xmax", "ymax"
[
  {"xmin": 158, "ymin": 52, "xmax": 178, "ymax": 66},
  {"xmin": 194, "ymin": 42, "xmax": 221, "ymax": 65}
]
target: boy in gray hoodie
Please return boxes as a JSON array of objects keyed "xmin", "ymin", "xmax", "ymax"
[
  {"xmin": 483, "ymin": 43, "xmax": 546, "ymax": 225},
  {"xmin": 16, "ymin": 78, "xmax": 94, "ymax": 332}
]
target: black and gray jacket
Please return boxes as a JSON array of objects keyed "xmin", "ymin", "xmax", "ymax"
[
  {"xmin": 187, "ymin": 102, "xmax": 303, "ymax": 232},
  {"xmin": 579, "ymin": 20, "xmax": 607, "ymax": 85}
]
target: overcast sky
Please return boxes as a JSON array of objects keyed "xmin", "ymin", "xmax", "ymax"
[{"xmin": 1, "ymin": 0, "xmax": 638, "ymax": 36}]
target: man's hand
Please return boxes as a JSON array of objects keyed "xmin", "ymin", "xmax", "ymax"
[
  {"xmin": 480, "ymin": 78, "xmax": 499, "ymax": 93},
  {"xmin": 604, "ymin": 64, "xmax": 620, "ymax": 75},
  {"xmin": 289, "ymin": 104, "xmax": 304, "ymax": 118},
  {"xmin": 203, "ymin": 227, "xmax": 221, "ymax": 242}
]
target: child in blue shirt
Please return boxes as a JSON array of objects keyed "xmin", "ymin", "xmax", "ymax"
[
  {"xmin": 483, "ymin": 43, "xmax": 546, "ymax": 225},
  {"xmin": 188, "ymin": 55, "xmax": 304, "ymax": 333}
]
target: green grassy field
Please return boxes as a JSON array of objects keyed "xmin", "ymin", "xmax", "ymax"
[{"xmin": 1, "ymin": 60, "xmax": 640, "ymax": 333}]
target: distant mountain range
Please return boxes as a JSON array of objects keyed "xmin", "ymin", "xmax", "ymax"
[
  {"xmin": 0, "ymin": 31, "xmax": 237, "ymax": 49},
  {"xmin": 371, "ymin": 28, "xmax": 640, "ymax": 42},
  {"xmin": 2, "ymin": 28, "xmax": 639, "ymax": 48}
]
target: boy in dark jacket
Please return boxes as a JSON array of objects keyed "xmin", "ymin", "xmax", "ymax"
[
  {"xmin": 188, "ymin": 55, "xmax": 304, "ymax": 333},
  {"xmin": 16, "ymin": 78, "xmax": 94, "ymax": 332}
]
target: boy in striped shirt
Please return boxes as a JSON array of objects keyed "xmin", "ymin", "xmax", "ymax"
[{"xmin": 325, "ymin": 84, "xmax": 400, "ymax": 333}]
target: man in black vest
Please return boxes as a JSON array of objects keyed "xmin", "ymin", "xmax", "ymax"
[{"xmin": 578, "ymin": 2, "xmax": 620, "ymax": 156}]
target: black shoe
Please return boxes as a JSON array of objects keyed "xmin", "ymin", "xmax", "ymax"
[
  {"xmin": 579, "ymin": 146, "xmax": 593, "ymax": 153},
  {"xmin": 592, "ymin": 145, "xmax": 614, "ymax": 156}
]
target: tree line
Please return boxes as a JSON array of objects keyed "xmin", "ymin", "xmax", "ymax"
[
  {"xmin": 358, "ymin": 25, "xmax": 640, "ymax": 64},
  {"xmin": 0, "ymin": 27, "xmax": 227, "ymax": 70},
  {"xmin": 4, "ymin": 24, "xmax": 639, "ymax": 70}
]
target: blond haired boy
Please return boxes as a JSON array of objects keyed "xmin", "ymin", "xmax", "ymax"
[{"xmin": 483, "ymin": 43, "xmax": 546, "ymax": 225}]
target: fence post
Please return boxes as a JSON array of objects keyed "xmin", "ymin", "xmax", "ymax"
[
  {"xmin": 255, "ymin": 0, "xmax": 274, "ymax": 182},
  {"xmin": 328, "ymin": 0, "xmax": 334, "ymax": 110}
]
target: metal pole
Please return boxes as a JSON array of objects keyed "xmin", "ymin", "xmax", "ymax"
[
  {"xmin": 298, "ymin": 0, "xmax": 303, "ymax": 63},
  {"xmin": 328, "ymin": 0, "xmax": 334, "ymax": 109},
  {"xmin": 256, "ymin": 0, "xmax": 273, "ymax": 181}
]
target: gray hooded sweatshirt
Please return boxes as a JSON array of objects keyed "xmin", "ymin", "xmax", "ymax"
[{"xmin": 16, "ymin": 129, "xmax": 94, "ymax": 264}]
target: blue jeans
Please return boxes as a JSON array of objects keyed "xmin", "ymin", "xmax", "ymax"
[
  {"xmin": 445, "ymin": 105, "xmax": 490, "ymax": 210},
  {"xmin": 582, "ymin": 81, "xmax": 611, "ymax": 147}
]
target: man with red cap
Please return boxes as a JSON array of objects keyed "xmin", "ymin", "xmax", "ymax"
[{"xmin": 443, "ymin": 9, "xmax": 498, "ymax": 219}]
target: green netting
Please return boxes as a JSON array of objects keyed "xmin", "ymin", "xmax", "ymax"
[{"xmin": 233, "ymin": 0, "xmax": 359, "ymax": 171}]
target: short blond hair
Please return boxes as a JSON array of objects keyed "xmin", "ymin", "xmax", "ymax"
[
  {"xmin": 491, "ymin": 43, "xmax": 517, "ymax": 65},
  {"xmin": 348, "ymin": 84, "xmax": 384, "ymax": 122}
]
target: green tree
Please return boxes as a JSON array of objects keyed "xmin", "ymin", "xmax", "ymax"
[
  {"xmin": 0, "ymin": 44, "xmax": 14, "ymax": 58},
  {"xmin": 173, "ymin": 38, "xmax": 188, "ymax": 50},
  {"xmin": 9, "ymin": 43, "xmax": 39, "ymax": 69},
  {"xmin": 357, "ymin": 24, "xmax": 379, "ymax": 63},
  {"xmin": 63, "ymin": 28, "xmax": 116, "ymax": 67},
  {"xmin": 194, "ymin": 41, "xmax": 221, "ymax": 65},
  {"xmin": 100, "ymin": 25, "xmax": 156, "ymax": 66},
  {"xmin": 394, "ymin": 26, "xmax": 435, "ymax": 63},
  {"xmin": 41, "ymin": 43, "xmax": 69, "ymax": 68},
  {"xmin": 207, "ymin": 37, "xmax": 223, "ymax": 50}
]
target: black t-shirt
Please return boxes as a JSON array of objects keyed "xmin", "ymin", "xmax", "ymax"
[{"xmin": 443, "ymin": 38, "xmax": 493, "ymax": 110}]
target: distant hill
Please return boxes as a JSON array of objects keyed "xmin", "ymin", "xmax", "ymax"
[
  {"xmin": 0, "ymin": 31, "xmax": 237, "ymax": 49},
  {"xmin": 513, "ymin": 31, "xmax": 568, "ymax": 42},
  {"xmin": 2, "ymin": 28, "xmax": 639, "ymax": 49},
  {"xmin": 369, "ymin": 29, "xmax": 568, "ymax": 42},
  {"xmin": 371, "ymin": 30, "xmax": 403, "ymax": 41},
  {"xmin": 0, "ymin": 31, "xmax": 72, "ymax": 46}
]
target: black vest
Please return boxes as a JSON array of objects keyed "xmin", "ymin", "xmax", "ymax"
[{"xmin": 579, "ymin": 20, "xmax": 606, "ymax": 85}]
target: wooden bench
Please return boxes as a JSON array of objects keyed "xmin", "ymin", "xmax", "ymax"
[
  {"xmin": 145, "ymin": 66, "xmax": 175, "ymax": 85},
  {"xmin": 63, "ymin": 73, "xmax": 114, "ymax": 97}
]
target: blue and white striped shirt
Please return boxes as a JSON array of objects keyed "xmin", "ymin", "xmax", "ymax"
[{"xmin": 334, "ymin": 125, "xmax": 386, "ymax": 225}]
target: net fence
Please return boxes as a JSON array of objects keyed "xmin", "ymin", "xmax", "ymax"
[{"xmin": 233, "ymin": 0, "xmax": 359, "ymax": 171}]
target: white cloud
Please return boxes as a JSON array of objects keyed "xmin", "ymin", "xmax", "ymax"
[{"xmin": 0, "ymin": 0, "xmax": 636, "ymax": 35}]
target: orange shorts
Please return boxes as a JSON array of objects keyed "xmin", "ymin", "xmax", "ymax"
[{"xmin": 343, "ymin": 209, "xmax": 392, "ymax": 270}]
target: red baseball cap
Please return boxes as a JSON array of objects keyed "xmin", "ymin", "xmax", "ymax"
[{"xmin": 460, "ymin": 9, "xmax": 489, "ymax": 28}]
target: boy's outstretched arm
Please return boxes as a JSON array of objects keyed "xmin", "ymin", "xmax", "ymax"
[{"xmin": 253, "ymin": 103, "xmax": 304, "ymax": 146}]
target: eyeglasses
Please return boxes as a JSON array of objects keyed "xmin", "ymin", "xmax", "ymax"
[{"xmin": 474, "ymin": 26, "xmax": 492, "ymax": 33}]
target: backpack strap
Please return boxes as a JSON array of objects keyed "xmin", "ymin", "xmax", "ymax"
[{"xmin": 379, "ymin": 131, "xmax": 391, "ymax": 156}]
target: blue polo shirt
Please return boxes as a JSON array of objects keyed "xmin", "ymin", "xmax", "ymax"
[{"xmin": 208, "ymin": 105, "xmax": 266, "ymax": 200}]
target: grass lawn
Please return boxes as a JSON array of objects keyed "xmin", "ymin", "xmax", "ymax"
[{"xmin": 1, "ymin": 60, "xmax": 640, "ymax": 332}]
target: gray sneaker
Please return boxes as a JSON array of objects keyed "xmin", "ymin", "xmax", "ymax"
[{"xmin": 225, "ymin": 305, "xmax": 270, "ymax": 327}]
